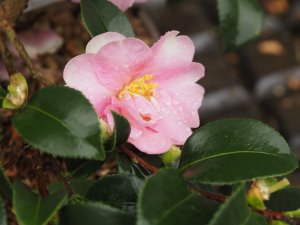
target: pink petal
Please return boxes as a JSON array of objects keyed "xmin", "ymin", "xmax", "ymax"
[
  {"xmin": 15, "ymin": 29, "xmax": 63, "ymax": 59},
  {"xmin": 145, "ymin": 31, "xmax": 195, "ymax": 74},
  {"xmin": 154, "ymin": 90, "xmax": 193, "ymax": 144},
  {"xmin": 154, "ymin": 62, "xmax": 204, "ymax": 87},
  {"xmin": 129, "ymin": 129, "xmax": 173, "ymax": 154},
  {"xmin": 108, "ymin": 0, "xmax": 135, "ymax": 11},
  {"xmin": 169, "ymin": 83, "xmax": 205, "ymax": 128},
  {"xmin": 94, "ymin": 38, "xmax": 152, "ymax": 90},
  {"xmin": 86, "ymin": 32, "xmax": 125, "ymax": 54},
  {"xmin": 63, "ymin": 54, "xmax": 114, "ymax": 115}
]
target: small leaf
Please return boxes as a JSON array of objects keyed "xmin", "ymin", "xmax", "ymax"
[
  {"xmin": 3, "ymin": 73, "xmax": 28, "ymax": 109},
  {"xmin": 48, "ymin": 179, "xmax": 95, "ymax": 197},
  {"xmin": 86, "ymin": 174, "xmax": 143, "ymax": 211},
  {"xmin": 13, "ymin": 86, "xmax": 105, "ymax": 160},
  {"xmin": 266, "ymin": 187, "xmax": 300, "ymax": 212},
  {"xmin": 112, "ymin": 111, "xmax": 131, "ymax": 146},
  {"xmin": 65, "ymin": 159, "xmax": 104, "ymax": 177},
  {"xmin": 81, "ymin": 0, "xmax": 134, "ymax": 37},
  {"xmin": 59, "ymin": 202, "xmax": 134, "ymax": 225},
  {"xmin": 217, "ymin": 0, "xmax": 264, "ymax": 51},
  {"xmin": 0, "ymin": 165, "xmax": 12, "ymax": 199},
  {"xmin": 180, "ymin": 119, "xmax": 298, "ymax": 184},
  {"xmin": 13, "ymin": 181, "xmax": 67, "ymax": 225},
  {"xmin": 0, "ymin": 197, "xmax": 7, "ymax": 225},
  {"xmin": 137, "ymin": 169, "xmax": 218, "ymax": 225},
  {"xmin": 208, "ymin": 184, "xmax": 250, "ymax": 225}
]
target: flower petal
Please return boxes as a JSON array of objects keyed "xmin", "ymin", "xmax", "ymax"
[
  {"xmin": 94, "ymin": 38, "xmax": 152, "ymax": 90},
  {"xmin": 108, "ymin": 0, "xmax": 135, "ymax": 11},
  {"xmin": 86, "ymin": 32, "xmax": 125, "ymax": 54},
  {"xmin": 63, "ymin": 54, "xmax": 113, "ymax": 115},
  {"xmin": 146, "ymin": 31, "xmax": 195, "ymax": 74},
  {"xmin": 129, "ymin": 129, "xmax": 172, "ymax": 154}
]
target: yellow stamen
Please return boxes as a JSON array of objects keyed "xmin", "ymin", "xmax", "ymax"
[{"xmin": 118, "ymin": 74, "xmax": 157, "ymax": 100}]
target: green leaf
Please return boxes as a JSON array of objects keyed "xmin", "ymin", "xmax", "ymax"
[
  {"xmin": 81, "ymin": 0, "xmax": 134, "ymax": 37},
  {"xmin": 137, "ymin": 169, "xmax": 218, "ymax": 225},
  {"xmin": 86, "ymin": 174, "xmax": 143, "ymax": 211},
  {"xmin": 13, "ymin": 86, "xmax": 105, "ymax": 160},
  {"xmin": 180, "ymin": 119, "xmax": 298, "ymax": 185},
  {"xmin": 112, "ymin": 111, "xmax": 131, "ymax": 146},
  {"xmin": 0, "ymin": 86, "xmax": 6, "ymax": 106},
  {"xmin": 217, "ymin": 0, "xmax": 264, "ymax": 51},
  {"xmin": 266, "ymin": 187, "xmax": 300, "ymax": 211},
  {"xmin": 243, "ymin": 212, "xmax": 268, "ymax": 225},
  {"xmin": 59, "ymin": 202, "xmax": 134, "ymax": 225},
  {"xmin": 0, "ymin": 165, "xmax": 12, "ymax": 199},
  {"xmin": 13, "ymin": 181, "xmax": 67, "ymax": 225},
  {"xmin": 48, "ymin": 179, "xmax": 95, "ymax": 197},
  {"xmin": 208, "ymin": 184, "xmax": 250, "ymax": 225},
  {"xmin": 0, "ymin": 197, "xmax": 7, "ymax": 225},
  {"xmin": 65, "ymin": 159, "xmax": 104, "ymax": 177}
]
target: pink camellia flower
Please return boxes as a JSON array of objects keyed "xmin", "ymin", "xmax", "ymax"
[
  {"xmin": 71, "ymin": 0, "xmax": 147, "ymax": 11},
  {"xmin": 63, "ymin": 31, "xmax": 204, "ymax": 154}
]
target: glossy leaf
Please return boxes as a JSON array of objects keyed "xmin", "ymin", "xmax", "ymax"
[
  {"xmin": 0, "ymin": 197, "xmax": 7, "ymax": 225},
  {"xmin": 59, "ymin": 202, "xmax": 134, "ymax": 225},
  {"xmin": 13, "ymin": 181, "xmax": 67, "ymax": 225},
  {"xmin": 112, "ymin": 111, "xmax": 131, "ymax": 146},
  {"xmin": 180, "ymin": 119, "xmax": 298, "ymax": 184},
  {"xmin": 65, "ymin": 159, "xmax": 104, "ymax": 177},
  {"xmin": 266, "ymin": 187, "xmax": 300, "ymax": 211},
  {"xmin": 137, "ymin": 169, "xmax": 218, "ymax": 225},
  {"xmin": 217, "ymin": 0, "xmax": 264, "ymax": 51},
  {"xmin": 0, "ymin": 165, "xmax": 12, "ymax": 199},
  {"xmin": 13, "ymin": 86, "xmax": 105, "ymax": 160},
  {"xmin": 208, "ymin": 184, "xmax": 250, "ymax": 225},
  {"xmin": 86, "ymin": 174, "xmax": 143, "ymax": 211},
  {"xmin": 48, "ymin": 179, "xmax": 95, "ymax": 197},
  {"xmin": 81, "ymin": 0, "xmax": 134, "ymax": 37}
]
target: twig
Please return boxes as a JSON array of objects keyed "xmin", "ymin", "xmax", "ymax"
[
  {"xmin": 0, "ymin": 33, "xmax": 15, "ymax": 75},
  {"xmin": 34, "ymin": 152, "xmax": 49, "ymax": 197},
  {"xmin": 0, "ymin": 20, "xmax": 51, "ymax": 86},
  {"xmin": 119, "ymin": 145, "xmax": 158, "ymax": 173},
  {"xmin": 4, "ymin": 145, "xmax": 30, "ymax": 170},
  {"xmin": 189, "ymin": 185, "xmax": 226, "ymax": 203},
  {"xmin": 52, "ymin": 157, "xmax": 75, "ymax": 197}
]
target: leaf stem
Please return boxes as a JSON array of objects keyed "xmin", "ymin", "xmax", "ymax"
[
  {"xmin": 118, "ymin": 145, "xmax": 159, "ymax": 173},
  {"xmin": 52, "ymin": 157, "xmax": 75, "ymax": 197},
  {"xmin": 0, "ymin": 20, "xmax": 51, "ymax": 86},
  {"xmin": 0, "ymin": 33, "xmax": 16, "ymax": 75}
]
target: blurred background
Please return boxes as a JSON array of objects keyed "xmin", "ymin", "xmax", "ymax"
[{"xmin": 1, "ymin": 0, "xmax": 300, "ymax": 182}]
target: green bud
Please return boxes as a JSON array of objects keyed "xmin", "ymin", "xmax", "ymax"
[
  {"xmin": 99, "ymin": 119, "xmax": 111, "ymax": 143},
  {"xmin": 3, "ymin": 73, "xmax": 28, "ymax": 109},
  {"xmin": 160, "ymin": 145, "xmax": 181, "ymax": 165},
  {"xmin": 247, "ymin": 178, "xmax": 290, "ymax": 210}
]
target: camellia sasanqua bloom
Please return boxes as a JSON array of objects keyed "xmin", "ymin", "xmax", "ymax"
[
  {"xmin": 71, "ymin": 0, "xmax": 147, "ymax": 11},
  {"xmin": 63, "ymin": 31, "xmax": 205, "ymax": 154}
]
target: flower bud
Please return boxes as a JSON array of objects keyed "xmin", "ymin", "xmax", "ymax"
[
  {"xmin": 160, "ymin": 145, "xmax": 181, "ymax": 165},
  {"xmin": 99, "ymin": 119, "xmax": 111, "ymax": 143},
  {"xmin": 3, "ymin": 73, "xmax": 28, "ymax": 109},
  {"xmin": 247, "ymin": 178, "xmax": 290, "ymax": 209}
]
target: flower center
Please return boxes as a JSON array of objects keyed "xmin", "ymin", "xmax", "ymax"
[{"xmin": 118, "ymin": 74, "xmax": 157, "ymax": 100}]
